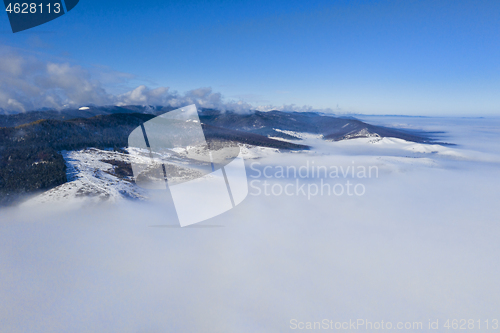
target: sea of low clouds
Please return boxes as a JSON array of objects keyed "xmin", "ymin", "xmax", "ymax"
[{"xmin": 1, "ymin": 117, "xmax": 499, "ymax": 332}]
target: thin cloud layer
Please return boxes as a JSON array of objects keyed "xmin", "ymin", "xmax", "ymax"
[
  {"xmin": 0, "ymin": 49, "xmax": 255, "ymax": 113},
  {"xmin": 0, "ymin": 49, "xmax": 327, "ymax": 114},
  {"xmin": 116, "ymin": 86, "xmax": 255, "ymax": 114},
  {"xmin": 0, "ymin": 50, "xmax": 112, "ymax": 113}
]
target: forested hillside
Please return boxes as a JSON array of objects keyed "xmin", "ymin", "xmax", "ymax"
[{"xmin": 0, "ymin": 112, "xmax": 308, "ymax": 206}]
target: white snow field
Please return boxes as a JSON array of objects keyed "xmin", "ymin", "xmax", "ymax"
[
  {"xmin": 1, "ymin": 116, "xmax": 500, "ymax": 332},
  {"xmin": 20, "ymin": 149, "xmax": 149, "ymax": 208},
  {"xmin": 19, "ymin": 145, "xmax": 279, "ymax": 208}
]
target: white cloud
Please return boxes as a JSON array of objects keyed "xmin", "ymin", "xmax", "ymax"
[
  {"xmin": 0, "ymin": 47, "xmax": 332, "ymax": 114},
  {"xmin": 0, "ymin": 50, "xmax": 256, "ymax": 113},
  {"xmin": 255, "ymin": 103, "xmax": 333, "ymax": 113},
  {"xmin": 1, "ymin": 117, "xmax": 500, "ymax": 332},
  {"xmin": 0, "ymin": 49, "xmax": 112, "ymax": 113}
]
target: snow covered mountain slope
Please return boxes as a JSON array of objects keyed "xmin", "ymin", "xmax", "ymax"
[
  {"xmin": 20, "ymin": 145, "xmax": 283, "ymax": 207},
  {"xmin": 21, "ymin": 149, "xmax": 148, "ymax": 207}
]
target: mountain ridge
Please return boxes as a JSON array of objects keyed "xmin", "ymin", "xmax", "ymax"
[{"xmin": 0, "ymin": 106, "xmax": 447, "ymax": 206}]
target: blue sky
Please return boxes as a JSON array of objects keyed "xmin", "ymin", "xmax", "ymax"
[{"xmin": 1, "ymin": 0, "xmax": 499, "ymax": 115}]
